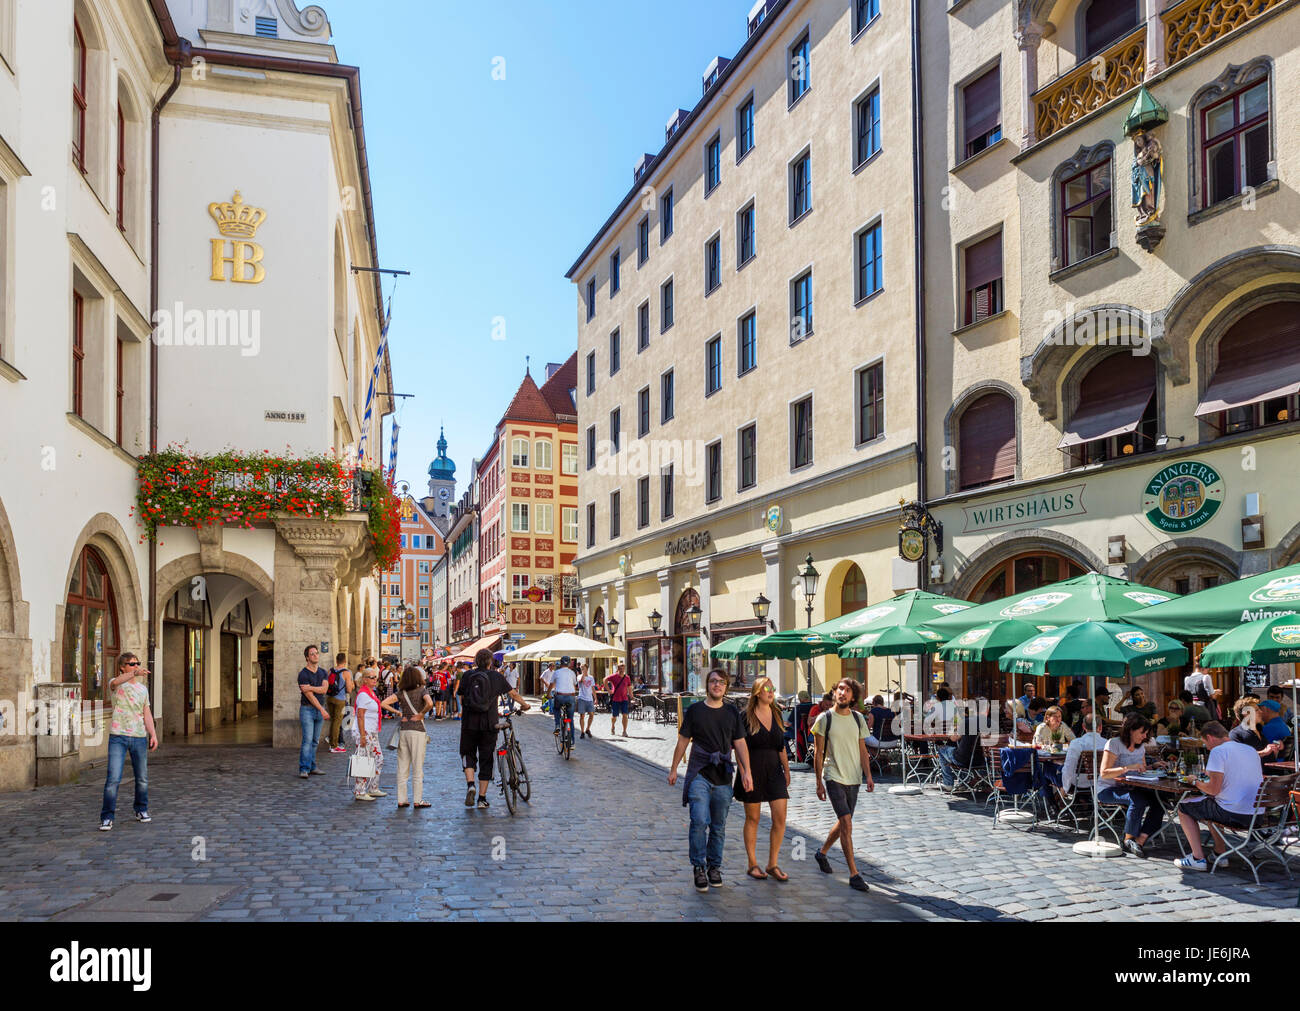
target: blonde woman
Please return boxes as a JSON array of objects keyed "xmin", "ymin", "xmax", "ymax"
[
  {"xmin": 734, "ymin": 677, "xmax": 791, "ymax": 881},
  {"xmin": 1032, "ymin": 706, "xmax": 1076, "ymax": 751}
]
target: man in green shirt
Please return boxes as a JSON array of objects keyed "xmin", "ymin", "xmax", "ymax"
[{"xmin": 812, "ymin": 678, "xmax": 875, "ymax": 892}]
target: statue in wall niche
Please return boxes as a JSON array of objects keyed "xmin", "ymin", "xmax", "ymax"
[{"xmin": 1131, "ymin": 129, "xmax": 1163, "ymax": 227}]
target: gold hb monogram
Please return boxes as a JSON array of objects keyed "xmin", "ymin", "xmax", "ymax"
[{"xmin": 208, "ymin": 191, "xmax": 267, "ymax": 284}]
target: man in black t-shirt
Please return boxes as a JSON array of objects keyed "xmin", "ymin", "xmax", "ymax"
[
  {"xmin": 296, "ymin": 645, "xmax": 330, "ymax": 778},
  {"xmin": 458, "ymin": 649, "xmax": 530, "ymax": 810},
  {"xmin": 668, "ymin": 670, "xmax": 753, "ymax": 893}
]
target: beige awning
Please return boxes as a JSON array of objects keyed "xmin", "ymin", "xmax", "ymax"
[
  {"xmin": 1058, "ymin": 387, "xmax": 1153, "ymax": 449},
  {"xmin": 1194, "ymin": 359, "xmax": 1300, "ymax": 417}
]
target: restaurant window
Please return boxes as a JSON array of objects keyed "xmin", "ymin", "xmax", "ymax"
[
  {"xmin": 609, "ymin": 491, "xmax": 621, "ymax": 539},
  {"xmin": 638, "ymin": 215, "xmax": 650, "ymax": 265},
  {"xmin": 974, "ymin": 553, "xmax": 1086, "ymax": 604},
  {"xmin": 738, "ymin": 423, "xmax": 757, "ymax": 491},
  {"xmin": 963, "ymin": 232, "xmax": 1003, "ymax": 326},
  {"xmin": 705, "ymin": 235, "xmax": 721, "ymax": 293},
  {"xmin": 662, "ymin": 465, "xmax": 675, "ymax": 519},
  {"xmin": 958, "ymin": 391, "xmax": 1016, "ymax": 490},
  {"xmin": 662, "ymin": 369, "xmax": 675, "ymax": 422},
  {"xmin": 638, "ymin": 386, "xmax": 650, "ymax": 437},
  {"xmin": 706, "ymin": 442, "xmax": 722, "ymax": 503},
  {"xmin": 856, "ymin": 361, "xmax": 884, "ymax": 445},
  {"xmin": 705, "ymin": 336, "xmax": 722, "ymax": 396},
  {"xmin": 738, "ymin": 312, "xmax": 757, "ymax": 375},
  {"xmin": 609, "ymin": 328, "xmax": 620, "ymax": 375},
  {"xmin": 855, "ymin": 222, "xmax": 882, "ymax": 303},
  {"xmin": 1201, "ymin": 76, "xmax": 1271, "ymax": 209},
  {"xmin": 790, "ymin": 151, "xmax": 812, "ymax": 222},
  {"xmin": 1197, "ymin": 302, "xmax": 1300, "ymax": 437},
  {"xmin": 63, "ymin": 546, "xmax": 120, "ymax": 710},
  {"xmin": 792, "ymin": 395, "xmax": 813, "ymax": 469},
  {"xmin": 586, "ymin": 503, "xmax": 597, "ymax": 548},
  {"xmin": 1058, "ymin": 152, "xmax": 1113, "ymax": 267},
  {"xmin": 638, "ymin": 301, "xmax": 650, "ymax": 351},
  {"xmin": 789, "ymin": 30, "xmax": 810, "ymax": 105},
  {"xmin": 1082, "ymin": 0, "xmax": 1140, "ymax": 59},
  {"xmin": 791, "ymin": 271, "xmax": 813, "ymax": 342},
  {"xmin": 961, "ymin": 66, "xmax": 1001, "ymax": 161},
  {"xmin": 705, "ymin": 134, "xmax": 721, "ymax": 194},
  {"xmin": 1059, "ymin": 352, "xmax": 1158, "ymax": 467},
  {"xmin": 737, "ymin": 97, "xmax": 755, "ymax": 159},
  {"xmin": 661, "ymin": 278, "xmax": 674, "ymax": 331},
  {"xmin": 637, "ymin": 477, "xmax": 650, "ymax": 529},
  {"xmin": 854, "ymin": 87, "xmax": 881, "ymax": 169},
  {"xmin": 586, "ymin": 351, "xmax": 596, "ymax": 395},
  {"xmin": 737, "ymin": 202, "xmax": 756, "ymax": 266}
]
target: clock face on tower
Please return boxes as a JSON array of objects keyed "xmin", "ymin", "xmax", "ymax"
[{"xmin": 438, "ymin": 488, "xmax": 449, "ymax": 500}]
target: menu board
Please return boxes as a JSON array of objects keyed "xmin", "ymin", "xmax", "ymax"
[{"xmin": 1242, "ymin": 664, "xmax": 1271, "ymax": 694}]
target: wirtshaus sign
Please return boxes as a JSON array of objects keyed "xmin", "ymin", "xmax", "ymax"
[
  {"xmin": 961, "ymin": 485, "xmax": 1086, "ymax": 533},
  {"xmin": 1140, "ymin": 461, "xmax": 1225, "ymax": 533}
]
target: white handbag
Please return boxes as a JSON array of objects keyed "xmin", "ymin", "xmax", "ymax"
[{"xmin": 348, "ymin": 749, "xmax": 376, "ymax": 779}]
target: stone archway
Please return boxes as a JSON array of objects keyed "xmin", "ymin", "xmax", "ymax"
[
  {"xmin": 946, "ymin": 529, "xmax": 1103, "ymax": 602},
  {"xmin": 58, "ymin": 513, "xmax": 146, "ymax": 675},
  {"xmin": 1272, "ymin": 519, "xmax": 1300, "ymax": 569},
  {"xmin": 0, "ymin": 495, "xmax": 33, "ymax": 792},
  {"xmin": 1131, "ymin": 538, "xmax": 1241, "ymax": 589}
]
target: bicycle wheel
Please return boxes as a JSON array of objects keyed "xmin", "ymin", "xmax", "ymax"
[
  {"xmin": 554, "ymin": 726, "xmax": 565, "ymax": 756},
  {"xmin": 563, "ymin": 722, "xmax": 573, "ymax": 761},
  {"xmin": 501, "ymin": 752, "xmax": 518, "ymax": 816},
  {"xmin": 512, "ymin": 742, "xmax": 531, "ymax": 802}
]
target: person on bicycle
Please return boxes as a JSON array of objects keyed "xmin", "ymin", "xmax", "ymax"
[
  {"xmin": 458, "ymin": 649, "xmax": 530, "ymax": 809},
  {"xmin": 550, "ymin": 656, "xmax": 578, "ymax": 743}
]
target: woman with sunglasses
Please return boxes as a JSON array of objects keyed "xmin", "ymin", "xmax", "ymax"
[
  {"xmin": 735, "ymin": 677, "xmax": 791, "ymax": 881},
  {"xmin": 99, "ymin": 653, "xmax": 158, "ymax": 831}
]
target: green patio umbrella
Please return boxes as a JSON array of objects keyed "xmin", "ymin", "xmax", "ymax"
[
  {"xmin": 840, "ymin": 626, "xmax": 947, "ymax": 659},
  {"xmin": 936, "ymin": 619, "xmax": 1044, "ymax": 663},
  {"xmin": 1124, "ymin": 562, "xmax": 1300, "ymax": 638},
  {"xmin": 708, "ymin": 634, "xmax": 770, "ymax": 661},
  {"xmin": 758, "ymin": 590, "xmax": 976, "ymax": 657},
  {"xmin": 997, "ymin": 621, "xmax": 1189, "ymax": 859},
  {"xmin": 926, "ymin": 572, "xmax": 1178, "ymax": 637},
  {"xmin": 1199, "ymin": 615, "xmax": 1300, "ymax": 761}
]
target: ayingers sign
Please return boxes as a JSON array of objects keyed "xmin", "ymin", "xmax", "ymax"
[
  {"xmin": 961, "ymin": 485, "xmax": 1087, "ymax": 533},
  {"xmin": 665, "ymin": 531, "xmax": 712, "ymax": 557},
  {"xmin": 1140, "ymin": 460, "xmax": 1225, "ymax": 533}
]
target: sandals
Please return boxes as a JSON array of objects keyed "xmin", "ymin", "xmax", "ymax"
[
  {"xmin": 414, "ymin": 802, "xmax": 431, "ymax": 809},
  {"xmin": 397, "ymin": 803, "xmax": 410, "ymax": 809},
  {"xmin": 747, "ymin": 866, "xmax": 768, "ymax": 880},
  {"xmin": 766, "ymin": 866, "xmax": 789, "ymax": 882}
]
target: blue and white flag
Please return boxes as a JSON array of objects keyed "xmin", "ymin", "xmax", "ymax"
[
  {"xmin": 356, "ymin": 305, "xmax": 391, "ymax": 465},
  {"xmin": 386, "ymin": 422, "xmax": 400, "ymax": 489}
]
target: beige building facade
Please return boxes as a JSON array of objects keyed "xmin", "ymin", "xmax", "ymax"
[
  {"xmin": 568, "ymin": 0, "xmax": 924, "ymax": 697},
  {"xmin": 922, "ymin": 0, "xmax": 1300, "ymax": 711}
]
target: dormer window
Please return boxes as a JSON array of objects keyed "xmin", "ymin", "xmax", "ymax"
[{"xmin": 255, "ymin": 16, "xmax": 279, "ymax": 38}]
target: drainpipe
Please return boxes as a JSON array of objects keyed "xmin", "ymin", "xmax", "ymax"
[
  {"xmin": 910, "ymin": 0, "xmax": 928, "ymax": 586},
  {"xmin": 146, "ymin": 58, "xmax": 184, "ymax": 690}
]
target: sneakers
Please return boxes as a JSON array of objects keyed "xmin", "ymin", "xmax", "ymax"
[
  {"xmin": 298, "ymin": 772, "xmax": 310, "ymax": 779},
  {"xmin": 309, "ymin": 768, "xmax": 327, "ymax": 776},
  {"xmin": 135, "ymin": 811, "xmax": 151, "ymax": 824},
  {"xmin": 707, "ymin": 867, "xmax": 723, "ymax": 888},
  {"xmin": 849, "ymin": 874, "xmax": 869, "ymax": 892},
  {"xmin": 330, "ymin": 747, "xmax": 347, "ymax": 754},
  {"xmin": 464, "ymin": 787, "xmax": 476, "ymax": 808},
  {"xmin": 476, "ymin": 795, "xmax": 489, "ymax": 810},
  {"xmin": 99, "ymin": 819, "xmax": 113, "ymax": 832},
  {"xmin": 814, "ymin": 850, "xmax": 832, "ymax": 874},
  {"xmin": 354, "ymin": 793, "xmax": 376, "ymax": 802},
  {"xmin": 1123, "ymin": 838, "xmax": 1147, "ymax": 859},
  {"xmin": 693, "ymin": 866, "xmax": 709, "ymax": 893},
  {"xmin": 367, "ymin": 789, "xmax": 388, "ymax": 798},
  {"xmin": 1173, "ymin": 854, "xmax": 1208, "ymax": 872}
]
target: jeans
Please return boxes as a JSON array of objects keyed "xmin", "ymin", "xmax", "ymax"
[
  {"xmin": 687, "ymin": 775, "xmax": 733, "ymax": 869},
  {"xmin": 1097, "ymin": 784, "xmax": 1163, "ymax": 838},
  {"xmin": 936, "ymin": 744, "xmax": 961, "ymax": 788},
  {"xmin": 553, "ymin": 694, "xmax": 575, "ymax": 734},
  {"xmin": 299, "ymin": 706, "xmax": 325, "ymax": 773},
  {"xmin": 100, "ymin": 734, "xmax": 148, "ymax": 821}
]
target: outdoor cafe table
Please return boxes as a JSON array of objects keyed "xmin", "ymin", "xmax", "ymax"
[
  {"xmin": 1265, "ymin": 761, "xmax": 1296, "ymax": 775},
  {"xmin": 1115, "ymin": 772, "xmax": 1197, "ymax": 854},
  {"xmin": 902, "ymin": 734, "xmax": 948, "ymax": 787}
]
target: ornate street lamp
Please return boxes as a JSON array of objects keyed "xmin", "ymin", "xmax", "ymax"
[
  {"xmin": 575, "ymin": 615, "xmax": 586, "ymax": 636},
  {"xmin": 685, "ymin": 601, "xmax": 702, "ymax": 630},
  {"xmin": 799, "ymin": 554, "xmax": 820, "ymax": 698},
  {"xmin": 608, "ymin": 617, "xmax": 620, "ymax": 641},
  {"xmin": 593, "ymin": 617, "xmax": 605, "ymax": 642},
  {"xmin": 648, "ymin": 609, "xmax": 663, "ymax": 634},
  {"xmin": 752, "ymin": 593, "xmax": 773, "ymax": 631}
]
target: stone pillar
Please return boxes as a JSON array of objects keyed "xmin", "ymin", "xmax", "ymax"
[
  {"xmin": 761, "ymin": 542, "xmax": 784, "ymax": 692},
  {"xmin": 272, "ymin": 518, "xmax": 368, "ymax": 749},
  {"xmin": 695, "ymin": 558, "xmax": 712, "ymax": 647},
  {"xmin": 657, "ymin": 569, "xmax": 672, "ymax": 635},
  {"xmin": 1145, "ymin": 0, "xmax": 1167, "ymax": 78},
  {"xmin": 1016, "ymin": 22, "xmax": 1044, "ymax": 149}
]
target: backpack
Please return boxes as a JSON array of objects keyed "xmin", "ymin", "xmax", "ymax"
[
  {"xmin": 815, "ymin": 708, "xmax": 865, "ymax": 780},
  {"xmin": 327, "ymin": 667, "xmax": 343, "ymax": 694},
  {"xmin": 462, "ymin": 668, "xmax": 494, "ymax": 714}
]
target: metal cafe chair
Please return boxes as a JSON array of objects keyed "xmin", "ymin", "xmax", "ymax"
[{"xmin": 1207, "ymin": 773, "xmax": 1300, "ymax": 884}]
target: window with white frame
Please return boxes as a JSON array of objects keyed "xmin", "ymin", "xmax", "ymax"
[
  {"xmin": 511, "ymin": 503, "xmax": 529, "ymax": 532},
  {"xmin": 511, "ymin": 438, "xmax": 529, "ymax": 468},
  {"xmin": 512, "ymin": 574, "xmax": 530, "ymax": 600},
  {"xmin": 562, "ymin": 506, "xmax": 579, "ymax": 543},
  {"xmin": 535, "ymin": 503, "xmax": 554, "ymax": 535},
  {"xmin": 535, "ymin": 440, "xmax": 553, "ymax": 471},
  {"xmin": 562, "ymin": 442, "xmax": 578, "ymax": 475}
]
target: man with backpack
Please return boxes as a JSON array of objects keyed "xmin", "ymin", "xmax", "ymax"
[
  {"xmin": 812, "ymin": 678, "xmax": 875, "ymax": 892},
  {"xmin": 326, "ymin": 652, "xmax": 353, "ymax": 753},
  {"xmin": 458, "ymin": 648, "xmax": 530, "ymax": 809}
]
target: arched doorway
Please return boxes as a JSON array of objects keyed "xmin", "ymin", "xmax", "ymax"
[
  {"xmin": 62, "ymin": 546, "xmax": 121, "ymax": 711},
  {"xmin": 839, "ymin": 565, "xmax": 868, "ymax": 684},
  {"xmin": 673, "ymin": 589, "xmax": 703, "ymax": 694}
]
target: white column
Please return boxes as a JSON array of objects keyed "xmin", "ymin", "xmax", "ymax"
[
  {"xmin": 695, "ymin": 558, "xmax": 712, "ymax": 645},
  {"xmin": 1016, "ymin": 22, "xmax": 1044, "ymax": 149},
  {"xmin": 761, "ymin": 542, "xmax": 784, "ymax": 692},
  {"xmin": 1145, "ymin": 0, "xmax": 1167, "ymax": 78}
]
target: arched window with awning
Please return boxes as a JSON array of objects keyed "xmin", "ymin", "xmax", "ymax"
[
  {"xmin": 958, "ymin": 392, "xmax": 1016, "ymax": 490},
  {"xmin": 1197, "ymin": 302, "xmax": 1300, "ymax": 436},
  {"xmin": 1059, "ymin": 353, "xmax": 1157, "ymax": 467}
]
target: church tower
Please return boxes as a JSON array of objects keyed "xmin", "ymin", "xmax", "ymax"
[{"xmin": 424, "ymin": 427, "xmax": 457, "ymax": 530}]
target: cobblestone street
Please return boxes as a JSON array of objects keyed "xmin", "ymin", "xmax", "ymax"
[{"xmin": 0, "ymin": 708, "xmax": 1295, "ymax": 922}]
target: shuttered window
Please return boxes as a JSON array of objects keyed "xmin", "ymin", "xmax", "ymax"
[
  {"xmin": 1196, "ymin": 302, "xmax": 1300, "ymax": 433},
  {"xmin": 1084, "ymin": 0, "xmax": 1140, "ymax": 58},
  {"xmin": 959, "ymin": 393, "xmax": 1016, "ymax": 490},
  {"xmin": 962, "ymin": 67, "xmax": 1001, "ymax": 159},
  {"xmin": 964, "ymin": 233, "xmax": 1003, "ymax": 326}
]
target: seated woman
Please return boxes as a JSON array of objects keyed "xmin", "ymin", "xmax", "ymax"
[
  {"xmin": 1032, "ymin": 706, "xmax": 1076, "ymax": 751},
  {"xmin": 1118, "ymin": 686, "xmax": 1157, "ymax": 721},
  {"xmin": 864, "ymin": 694, "xmax": 900, "ymax": 750},
  {"xmin": 1097, "ymin": 713, "xmax": 1164, "ymax": 859},
  {"xmin": 1228, "ymin": 701, "xmax": 1284, "ymax": 771},
  {"xmin": 1155, "ymin": 699, "xmax": 1186, "ymax": 739}
]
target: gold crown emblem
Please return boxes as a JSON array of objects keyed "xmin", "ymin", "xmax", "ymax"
[{"xmin": 208, "ymin": 191, "xmax": 267, "ymax": 239}]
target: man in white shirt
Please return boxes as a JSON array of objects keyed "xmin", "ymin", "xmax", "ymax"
[
  {"xmin": 1062, "ymin": 714, "xmax": 1108, "ymax": 793},
  {"xmin": 502, "ymin": 662, "xmax": 519, "ymax": 713},
  {"xmin": 1172, "ymin": 721, "xmax": 1265, "ymax": 872},
  {"xmin": 550, "ymin": 657, "xmax": 578, "ymax": 741}
]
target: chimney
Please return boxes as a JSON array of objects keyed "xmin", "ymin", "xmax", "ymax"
[
  {"xmin": 665, "ymin": 108, "xmax": 690, "ymax": 142},
  {"xmin": 702, "ymin": 56, "xmax": 731, "ymax": 95}
]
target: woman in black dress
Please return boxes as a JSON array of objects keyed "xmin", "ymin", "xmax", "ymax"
[{"xmin": 735, "ymin": 676, "xmax": 791, "ymax": 881}]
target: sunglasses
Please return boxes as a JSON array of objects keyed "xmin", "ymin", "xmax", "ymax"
[
  {"xmin": 126, "ymin": 661, "xmax": 140, "ymax": 668},
  {"xmin": 760, "ymin": 686, "xmax": 774, "ymax": 693}
]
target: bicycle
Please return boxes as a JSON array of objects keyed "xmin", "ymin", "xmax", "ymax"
[
  {"xmin": 494, "ymin": 713, "xmax": 530, "ymax": 815},
  {"xmin": 554, "ymin": 700, "xmax": 575, "ymax": 761}
]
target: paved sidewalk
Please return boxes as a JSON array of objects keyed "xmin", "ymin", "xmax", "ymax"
[{"xmin": 590, "ymin": 711, "xmax": 1300, "ymax": 922}]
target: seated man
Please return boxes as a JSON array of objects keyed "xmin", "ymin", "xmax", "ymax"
[
  {"xmin": 935, "ymin": 721, "xmax": 981, "ymax": 790},
  {"xmin": 1173, "ymin": 721, "xmax": 1264, "ymax": 872},
  {"xmin": 1014, "ymin": 698, "xmax": 1047, "ymax": 743},
  {"xmin": 1179, "ymin": 690, "xmax": 1212, "ymax": 731},
  {"xmin": 1062, "ymin": 714, "xmax": 1108, "ymax": 793},
  {"xmin": 1265, "ymin": 685, "xmax": 1294, "ymax": 729},
  {"xmin": 1257, "ymin": 700, "xmax": 1291, "ymax": 754},
  {"xmin": 864, "ymin": 695, "xmax": 900, "ymax": 750}
]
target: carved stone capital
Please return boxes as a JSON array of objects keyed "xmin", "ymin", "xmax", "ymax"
[
  {"xmin": 275, "ymin": 518, "xmax": 369, "ymax": 590},
  {"xmin": 1015, "ymin": 21, "xmax": 1045, "ymax": 49}
]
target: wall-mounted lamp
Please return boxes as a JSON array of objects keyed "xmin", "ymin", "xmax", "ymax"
[
  {"xmin": 1242, "ymin": 515, "xmax": 1265, "ymax": 550},
  {"xmin": 751, "ymin": 593, "xmax": 776, "ymax": 632},
  {"xmin": 649, "ymin": 609, "xmax": 663, "ymax": 634},
  {"xmin": 929, "ymin": 559, "xmax": 945, "ymax": 583},
  {"xmin": 1108, "ymin": 535, "xmax": 1127, "ymax": 564},
  {"xmin": 1155, "ymin": 434, "xmax": 1186, "ymax": 450},
  {"xmin": 608, "ymin": 617, "xmax": 620, "ymax": 641}
]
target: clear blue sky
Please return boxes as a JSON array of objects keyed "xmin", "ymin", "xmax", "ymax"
[{"xmin": 326, "ymin": 0, "xmax": 748, "ymax": 495}]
